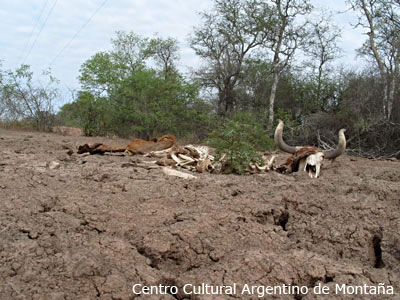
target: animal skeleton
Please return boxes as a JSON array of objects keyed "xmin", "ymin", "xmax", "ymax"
[
  {"xmin": 77, "ymin": 135, "xmax": 276, "ymax": 175},
  {"xmin": 274, "ymin": 120, "xmax": 346, "ymax": 178}
]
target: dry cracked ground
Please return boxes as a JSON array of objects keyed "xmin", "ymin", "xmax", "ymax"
[{"xmin": 0, "ymin": 128, "xmax": 399, "ymax": 300}]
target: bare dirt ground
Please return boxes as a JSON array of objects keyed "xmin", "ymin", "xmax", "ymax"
[{"xmin": 0, "ymin": 128, "xmax": 399, "ymax": 300}]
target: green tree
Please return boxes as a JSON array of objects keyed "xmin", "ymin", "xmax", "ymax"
[
  {"xmin": 109, "ymin": 69, "xmax": 202, "ymax": 138},
  {"xmin": 75, "ymin": 31, "xmax": 207, "ymax": 138},
  {"xmin": 78, "ymin": 31, "xmax": 152, "ymax": 96},
  {"xmin": 79, "ymin": 52, "xmax": 120, "ymax": 95},
  {"xmin": 58, "ymin": 91, "xmax": 108, "ymax": 136}
]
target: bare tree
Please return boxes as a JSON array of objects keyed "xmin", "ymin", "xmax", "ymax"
[
  {"xmin": 148, "ymin": 36, "xmax": 180, "ymax": 79},
  {"xmin": 190, "ymin": 0, "xmax": 274, "ymax": 116},
  {"xmin": 349, "ymin": 0, "xmax": 400, "ymax": 121},
  {"xmin": 304, "ymin": 12, "xmax": 342, "ymax": 110},
  {"xmin": 264, "ymin": 0, "xmax": 313, "ymax": 130},
  {"xmin": 0, "ymin": 65, "xmax": 58, "ymax": 130}
]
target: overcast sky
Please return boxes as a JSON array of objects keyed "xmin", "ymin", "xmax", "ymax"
[{"xmin": 1, "ymin": 0, "xmax": 366, "ymax": 104}]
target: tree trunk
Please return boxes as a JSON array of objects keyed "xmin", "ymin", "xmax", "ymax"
[
  {"xmin": 267, "ymin": 0, "xmax": 285, "ymax": 131},
  {"xmin": 217, "ymin": 81, "xmax": 236, "ymax": 116},
  {"xmin": 317, "ymin": 63, "xmax": 323, "ymax": 109},
  {"xmin": 387, "ymin": 75, "xmax": 395, "ymax": 120},
  {"xmin": 389, "ymin": 53, "xmax": 400, "ymax": 121},
  {"xmin": 360, "ymin": 0, "xmax": 390, "ymax": 120},
  {"xmin": 382, "ymin": 77, "xmax": 388, "ymax": 119},
  {"xmin": 268, "ymin": 71, "xmax": 280, "ymax": 130}
]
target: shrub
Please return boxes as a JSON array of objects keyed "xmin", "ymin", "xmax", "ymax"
[
  {"xmin": 208, "ymin": 112, "xmax": 273, "ymax": 174},
  {"xmin": 58, "ymin": 91, "xmax": 108, "ymax": 136}
]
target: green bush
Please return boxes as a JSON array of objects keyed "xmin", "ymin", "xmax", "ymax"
[
  {"xmin": 208, "ymin": 113, "xmax": 274, "ymax": 174},
  {"xmin": 58, "ymin": 91, "xmax": 108, "ymax": 136}
]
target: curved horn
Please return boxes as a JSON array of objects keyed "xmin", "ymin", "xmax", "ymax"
[
  {"xmin": 323, "ymin": 129, "xmax": 347, "ymax": 159},
  {"xmin": 274, "ymin": 120, "xmax": 297, "ymax": 154}
]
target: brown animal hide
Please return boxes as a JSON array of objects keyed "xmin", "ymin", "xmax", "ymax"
[
  {"xmin": 77, "ymin": 143, "xmax": 126, "ymax": 155},
  {"xmin": 277, "ymin": 146, "xmax": 322, "ymax": 173},
  {"xmin": 126, "ymin": 134, "xmax": 177, "ymax": 154},
  {"xmin": 77, "ymin": 134, "xmax": 177, "ymax": 155}
]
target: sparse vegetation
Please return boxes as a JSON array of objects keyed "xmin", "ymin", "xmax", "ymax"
[{"xmin": 0, "ymin": 65, "xmax": 58, "ymax": 131}]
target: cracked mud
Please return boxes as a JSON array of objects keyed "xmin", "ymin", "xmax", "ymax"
[{"xmin": 0, "ymin": 128, "xmax": 399, "ymax": 299}]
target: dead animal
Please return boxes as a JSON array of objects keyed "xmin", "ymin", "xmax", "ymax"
[
  {"xmin": 126, "ymin": 134, "xmax": 177, "ymax": 154},
  {"xmin": 77, "ymin": 134, "xmax": 177, "ymax": 155},
  {"xmin": 274, "ymin": 120, "xmax": 346, "ymax": 178}
]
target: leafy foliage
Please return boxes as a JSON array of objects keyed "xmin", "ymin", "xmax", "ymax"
[
  {"xmin": 58, "ymin": 91, "xmax": 108, "ymax": 136},
  {"xmin": 107, "ymin": 69, "xmax": 204, "ymax": 138},
  {"xmin": 209, "ymin": 113, "xmax": 273, "ymax": 174},
  {"xmin": 62, "ymin": 31, "xmax": 210, "ymax": 138}
]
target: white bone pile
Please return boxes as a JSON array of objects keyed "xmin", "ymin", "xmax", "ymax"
[
  {"xmin": 143, "ymin": 144, "xmax": 217, "ymax": 173},
  {"xmin": 140, "ymin": 145, "xmax": 277, "ymax": 175}
]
